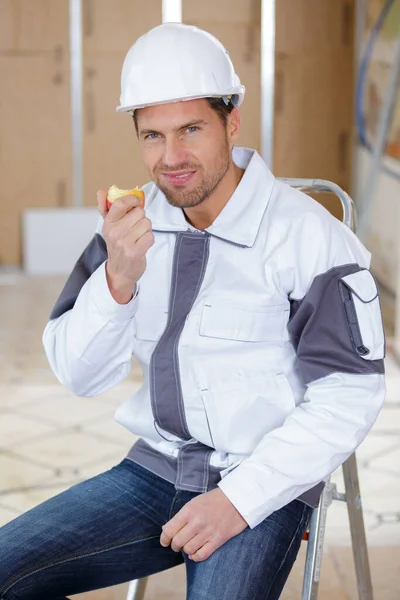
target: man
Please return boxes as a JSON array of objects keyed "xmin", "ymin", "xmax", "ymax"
[{"xmin": 0, "ymin": 23, "xmax": 385, "ymax": 600}]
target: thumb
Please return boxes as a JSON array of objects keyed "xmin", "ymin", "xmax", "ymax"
[{"xmin": 97, "ymin": 189, "xmax": 108, "ymax": 218}]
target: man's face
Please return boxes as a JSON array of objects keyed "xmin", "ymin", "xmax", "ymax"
[{"xmin": 136, "ymin": 99, "xmax": 234, "ymax": 209}]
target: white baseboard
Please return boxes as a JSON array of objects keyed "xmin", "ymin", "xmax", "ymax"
[{"xmin": 22, "ymin": 208, "xmax": 100, "ymax": 275}]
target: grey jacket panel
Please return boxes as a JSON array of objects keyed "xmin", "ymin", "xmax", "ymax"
[
  {"xmin": 150, "ymin": 232, "xmax": 210, "ymax": 440},
  {"xmin": 288, "ymin": 264, "xmax": 385, "ymax": 385},
  {"xmin": 50, "ymin": 234, "xmax": 107, "ymax": 320},
  {"xmin": 297, "ymin": 482, "xmax": 326, "ymax": 508},
  {"xmin": 128, "ymin": 438, "xmax": 223, "ymax": 493}
]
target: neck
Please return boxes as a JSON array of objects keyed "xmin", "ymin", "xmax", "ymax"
[{"xmin": 183, "ymin": 162, "xmax": 244, "ymax": 230}]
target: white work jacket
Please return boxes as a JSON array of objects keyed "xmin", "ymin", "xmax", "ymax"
[{"xmin": 43, "ymin": 147, "xmax": 386, "ymax": 528}]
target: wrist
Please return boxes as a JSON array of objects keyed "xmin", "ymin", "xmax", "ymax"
[{"xmin": 105, "ymin": 262, "xmax": 136, "ymax": 305}]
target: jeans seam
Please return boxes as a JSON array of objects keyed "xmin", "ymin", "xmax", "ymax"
[
  {"xmin": 0, "ymin": 533, "xmax": 160, "ymax": 598},
  {"xmin": 168, "ymin": 491, "xmax": 180, "ymax": 521},
  {"xmin": 262, "ymin": 504, "xmax": 311, "ymax": 599}
]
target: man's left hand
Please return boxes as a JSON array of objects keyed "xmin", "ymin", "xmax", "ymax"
[{"xmin": 160, "ymin": 488, "xmax": 248, "ymax": 562}]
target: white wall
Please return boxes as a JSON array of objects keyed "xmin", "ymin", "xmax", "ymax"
[{"xmin": 22, "ymin": 208, "xmax": 99, "ymax": 275}]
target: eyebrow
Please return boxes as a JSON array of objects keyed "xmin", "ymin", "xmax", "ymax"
[{"xmin": 139, "ymin": 119, "xmax": 207, "ymax": 136}]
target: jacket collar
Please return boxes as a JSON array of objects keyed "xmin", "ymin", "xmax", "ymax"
[{"xmin": 145, "ymin": 148, "xmax": 276, "ymax": 248}]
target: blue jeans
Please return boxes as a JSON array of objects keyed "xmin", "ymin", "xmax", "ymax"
[{"xmin": 0, "ymin": 459, "xmax": 312, "ymax": 600}]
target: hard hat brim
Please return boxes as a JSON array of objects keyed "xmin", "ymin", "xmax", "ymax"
[{"xmin": 116, "ymin": 87, "xmax": 245, "ymax": 113}]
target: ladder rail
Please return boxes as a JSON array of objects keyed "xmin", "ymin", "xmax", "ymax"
[
  {"xmin": 342, "ymin": 455, "xmax": 374, "ymax": 600},
  {"xmin": 278, "ymin": 177, "xmax": 356, "ymax": 232},
  {"xmin": 301, "ymin": 482, "xmax": 335, "ymax": 600}
]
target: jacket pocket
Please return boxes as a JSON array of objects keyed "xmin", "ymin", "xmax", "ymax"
[
  {"xmin": 194, "ymin": 359, "xmax": 296, "ymax": 455},
  {"xmin": 339, "ymin": 269, "xmax": 385, "ymax": 361},
  {"xmin": 199, "ymin": 301, "xmax": 290, "ymax": 343}
]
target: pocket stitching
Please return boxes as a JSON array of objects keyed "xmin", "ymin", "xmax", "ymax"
[
  {"xmin": 198, "ymin": 372, "xmax": 295, "ymax": 453},
  {"xmin": 339, "ymin": 280, "xmax": 369, "ymax": 357},
  {"xmin": 339, "ymin": 271, "xmax": 385, "ymax": 361},
  {"xmin": 340, "ymin": 269, "xmax": 378, "ymax": 303},
  {"xmin": 200, "ymin": 303, "xmax": 289, "ymax": 342},
  {"xmin": 0, "ymin": 533, "xmax": 160, "ymax": 597}
]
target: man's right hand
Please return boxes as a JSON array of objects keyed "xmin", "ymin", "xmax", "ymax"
[{"xmin": 97, "ymin": 189, "xmax": 154, "ymax": 304}]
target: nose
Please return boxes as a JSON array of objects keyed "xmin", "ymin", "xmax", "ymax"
[{"xmin": 163, "ymin": 135, "xmax": 188, "ymax": 168}]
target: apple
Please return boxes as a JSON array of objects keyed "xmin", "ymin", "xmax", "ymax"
[{"xmin": 106, "ymin": 185, "xmax": 145, "ymax": 211}]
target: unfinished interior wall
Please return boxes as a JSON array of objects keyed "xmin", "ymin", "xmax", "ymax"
[
  {"xmin": 183, "ymin": 0, "xmax": 262, "ymax": 152},
  {"xmin": 1, "ymin": 0, "xmax": 356, "ymax": 265},
  {"xmin": 0, "ymin": 0, "xmax": 71, "ymax": 265},
  {"xmin": 274, "ymin": 0, "xmax": 355, "ymax": 219},
  {"xmin": 184, "ymin": 0, "xmax": 355, "ymax": 220},
  {"xmin": 82, "ymin": 0, "xmax": 162, "ymax": 206}
]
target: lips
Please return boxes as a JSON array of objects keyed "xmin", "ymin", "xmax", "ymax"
[{"xmin": 161, "ymin": 170, "xmax": 196, "ymax": 185}]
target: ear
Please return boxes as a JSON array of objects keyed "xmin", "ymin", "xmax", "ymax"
[
  {"xmin": 132, "ymin": 114, "xmax": 139, "ymax": 137},
  {"xmin": 227, "ymin": 108, "xmax": 241, "ymax": 147}
]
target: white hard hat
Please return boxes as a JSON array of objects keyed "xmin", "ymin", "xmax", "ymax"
[{"xmin": 117, "ymin": 23, "xmax": 245, "ymax": 113}]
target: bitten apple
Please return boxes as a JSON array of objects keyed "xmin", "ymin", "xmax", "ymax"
[{"xmin": 106, "ymin": 185, "xmax": 145, "ymax": 211}]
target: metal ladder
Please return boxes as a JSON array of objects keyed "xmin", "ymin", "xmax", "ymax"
[
  {"xmin": 284, "ymin": 179, "xmax": 372, "ymax": 600},
  {"xmin": 301, "ymin": 454, "xmax": 372, "ymax": 600},
  {"xmin": 126, "ymin": 179, "xmax": 374, "ymax": 600}
]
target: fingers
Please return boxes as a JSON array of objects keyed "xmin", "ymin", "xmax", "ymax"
[
  {"xmin": 116, "ymin": 208, "xmax": 148, "ymax": 238},
  {"xmin": 182, "ymin": 532, "xmax": 208, "ymax": 557},
  {"xmin": 97, "ymin": 189, "xmax": 108, "ymax": 218},
  {"xmin": 107, "ymin": 194, "xmax": 144, "ymax": 222},
  {"xmin": 160, "ymin": 513, "xmax": 187, "ymax": 548},
  {"xmin": 105, "ymin": 222, "xmax": 153, "ymax": 277},
  {"xmin": 135, "ymin": 231, "xmax": 155, "ymax": 255},
  {"xmin": 168, "ymin": 526, "xmax": 216, "ymax": 562},
  {"xmin": 189, "ymin": 540, "xmax": 215, "ymax": 563},
  {"xmin": 169, "ymin": 524, "xmax": 199, "ymax": 553},
  {"xmin": 160, "ymin": 524, "xmax": 177, "ymax": 548},
  {"xmin": 112, "ymin": 217, "xmax": 152, "ymax": 249},
  {"xmin": 105, "ymin": 209, "xmax": 151, "ymax": 243}
]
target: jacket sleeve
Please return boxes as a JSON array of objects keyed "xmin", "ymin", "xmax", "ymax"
[
  {"xmin": 43, "ymin": 223, "xmax": 139, "ymax": 397},
  {"xmin": 218, "ymin": 209, "xmax": 386, "ymax": 528}
]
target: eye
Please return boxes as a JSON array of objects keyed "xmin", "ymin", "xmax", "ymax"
[
  {"xmin": 144, "ymin": 133, "xmax": 160, "ymax": 140},
  {"xmin": 186, "ymin": 126, "xmax": 199, "ymax": 134}
]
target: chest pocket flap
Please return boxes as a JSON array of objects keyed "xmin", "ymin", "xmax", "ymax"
[{"xmin": 199, "ymin": 301, "xmax": 290, "ymax": 343}]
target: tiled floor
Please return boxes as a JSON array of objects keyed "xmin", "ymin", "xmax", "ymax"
[{"xmin": 0, "ymin": 272, "xmax": 399, "ymax": 599}]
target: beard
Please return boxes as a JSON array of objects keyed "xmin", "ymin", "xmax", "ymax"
[{"xmin": 153, "ymin": 136, "xmax": 231, "ymax": 209}]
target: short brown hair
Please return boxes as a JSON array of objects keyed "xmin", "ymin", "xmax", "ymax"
[{"xmin": 132, "ymin": 97, "xmax": 235, "ymax": 134}]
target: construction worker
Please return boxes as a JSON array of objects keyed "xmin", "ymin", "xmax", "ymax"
[{"xmin": 0, "ymin": 23, "xmax": 385, "ymax": 600}]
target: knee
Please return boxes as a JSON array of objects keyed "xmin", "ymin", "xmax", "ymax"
[
  {"xmin": 0, "ymin": 568, "xmax": 40, "ymax": 600},
  {"xmin": 0, "ymin": 522, "xmax": 35, "ymax": 599}
]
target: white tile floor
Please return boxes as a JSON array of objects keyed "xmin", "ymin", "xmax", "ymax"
[{"xmin": 0, "ymin": 273, "xmax": 399, "ymax": 599}]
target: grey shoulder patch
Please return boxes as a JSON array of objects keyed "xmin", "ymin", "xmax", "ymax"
[
  {"xmin": 288, "ymin": 264, "xmax": 385, "ymax": 384},
  {"xmin": 49, "ymin": 233, "xmax": 107, "ymax": 320}
]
